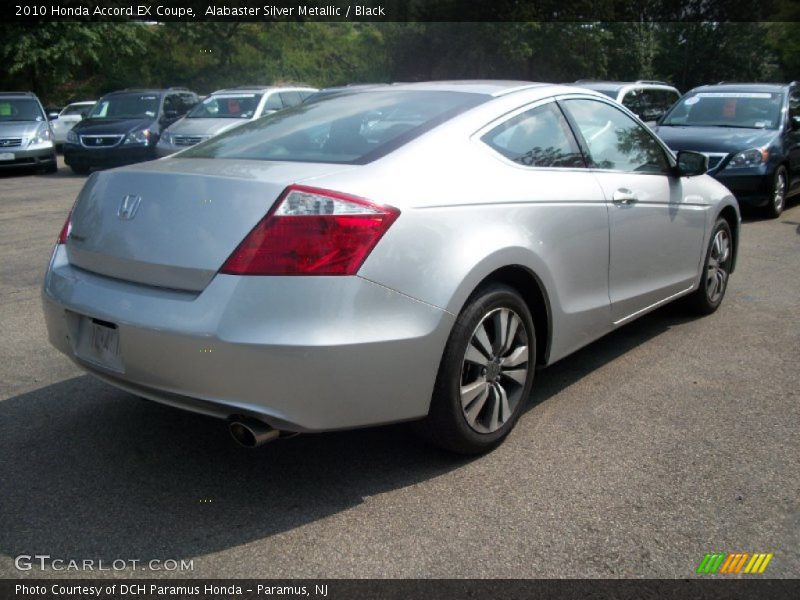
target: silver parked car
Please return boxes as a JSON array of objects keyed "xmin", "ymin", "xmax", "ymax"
[
  {"xmin": 43, "ymin": 82, "xmax": 739, "ymax": 454},
  {"xmin": 0, "ymin": 91, "xmax": 57, "ymax": 173},
  {"xmin": 50, "ymin": 100, "xmax": 96, "ymax": 147},
  {"xmin": 573, "ymin": 80, "xmax": 681, "ymax": 127},
  {"xmin": 156, "ymin": 86, "xmax": 317, "ymax": 156}
]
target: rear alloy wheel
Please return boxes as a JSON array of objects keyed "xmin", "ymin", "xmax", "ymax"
[
  {"xmin": 686, "ymin": 218, "xmax": 733, "ymax": 315},
  {"xmin": 765, "ymin": 166, "xmax": 787, "ymax": 219},
  {"xmin": 420, "ymin": 284, "xmax": 536, "ymax": 454}
]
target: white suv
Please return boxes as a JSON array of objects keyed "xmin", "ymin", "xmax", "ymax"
[{"xmin": 573, "ymin": 80, "xmax": 681, "ymax": 127}]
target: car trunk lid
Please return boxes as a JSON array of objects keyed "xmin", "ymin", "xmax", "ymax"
[{"xmin": 66, "ymin": 158, "xmax": 355, "ymax": 291}]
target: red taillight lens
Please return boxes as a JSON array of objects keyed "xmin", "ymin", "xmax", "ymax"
[
  {"xmin": 220, "ymin": 185, "xmax": 400, "ymax": 276},
  {"xmin": 57, "ymin": 212, "xmax": 72, "ymax": 244}
]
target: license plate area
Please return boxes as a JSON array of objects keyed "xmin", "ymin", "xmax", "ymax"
[
  {"xmin": 72, "ymin": 314, "xmax": 124, "ymax": 373},
  {"xmin": 0, "ymin": 152, "xmax": 14, "ymax": 161}
]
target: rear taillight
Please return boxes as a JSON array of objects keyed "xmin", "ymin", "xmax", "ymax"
[
  {"xmin": 57, "ymin": 212, "xmax": 72, "ymax": 244},
  {"xmin": 220, "ymin": 185, "xmax": 400, "ymax": 276}
]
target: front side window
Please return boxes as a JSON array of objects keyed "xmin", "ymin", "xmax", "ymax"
[
  {"xmin": 481, "ymin": 101, "xmax": 585, "ymax": 168},
  {"xmin": 89, "ymin": 94, "xmax": 159, "ymax": 119},
  {"xmin": 279, "ymin": 91, "xmax": 303, "ymax": 108},
  {"xmin": 561, "ymin": 98, "xmax": 670, "ymax": 173},
  {"xmin": 661, "ymin": 91, "xmax": 783, "ymax": 129},
  {"xmin": 180, "ymin": 90, "xmax": 487, "ymax": 165},
  {"xmin": 263, "ymin": 93, "xmax": 283, "ymax": 112},
  {"xmin": 60, "ymin": 103, "xmax": 93, "ymax": 117},
  {"xmin": 187, "ymin": 94, "xmax": 261, "ymax": 119}
]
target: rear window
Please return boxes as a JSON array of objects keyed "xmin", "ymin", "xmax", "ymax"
[{"xmin": 179, "ymin": 90, "xmax": 487, "ymax": 164}]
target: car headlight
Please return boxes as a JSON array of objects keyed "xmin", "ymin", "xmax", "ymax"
[
  {"xmin": 727, "ymin": 147, "xmax": 768, "ymax": 168},
  {"xmin": 124, "ymin": 129, "xmax": 152, "ymax": 145},
  {"xmin": 27, "ymin": 123, "xmax": 53, "ymax": 148},
  {"xmin": 66, "ymin": 129, "xmax": 79, "ymax": 144}
]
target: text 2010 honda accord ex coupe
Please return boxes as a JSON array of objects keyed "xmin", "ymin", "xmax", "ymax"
[{"xmin": 43, "ymin": 82, "xmax": 739, "ymax": 454}]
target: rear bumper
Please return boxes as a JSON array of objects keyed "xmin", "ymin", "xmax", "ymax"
[
  {"xmin": 0, "ymin": 145, "xmax": 56, "ymax": 169},
  {"xmin": 64, "ymin": 143, "xmax": 156, "ymax": 169},
  {"xmin": 42, "ymin": 246, "xmax": 453, "ymax": 432}
]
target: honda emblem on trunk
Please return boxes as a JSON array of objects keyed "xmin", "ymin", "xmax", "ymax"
[{"xmin": 118, "ymin": 194, "xmax": 142, "ymax": 220}]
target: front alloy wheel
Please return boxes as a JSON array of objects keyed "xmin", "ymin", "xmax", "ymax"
[
  {"xmin": 420, "ymin": 283, "xmax": 536, "ymax": 454},
  {"xmin": 686, "ymin": 217, "xmax": 733, "ymax": 315}
]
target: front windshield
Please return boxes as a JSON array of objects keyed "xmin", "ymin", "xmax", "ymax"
[
  {"xmin": 0, "ymin": 98, "xmax": 45, "ymax": 122},
  {"xmin": 88, "ymin": 93, "xmax": 160, "ymax": 119},
  {"xmin": 187, "ymin": 94, "xmax": 262, "ymax": 119},
  {"xmin": 662, "ymin": 91, "xmax": 783, "ymax": 129},
  {"xmin": 179, "ymin": 90, "xmax": 487, "ymax": 165}
]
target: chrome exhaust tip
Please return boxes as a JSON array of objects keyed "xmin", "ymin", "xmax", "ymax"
[{"xmin": 228, "ymin": 416, "xmax": 280, "ymax": 448}]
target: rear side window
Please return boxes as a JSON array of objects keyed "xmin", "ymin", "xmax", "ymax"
[
  {"xmin": 481, "ymin": 101, "xmax": 585, "ymax": 168},
  {"xmin": 279, "ymin": 91, "xmax": 303, "ymax": 108},
  {"xmin": 180, "ymin": 90, "xmax": 487, "ymax": 165},
  {"xmin": 263, "ymin": 93, "xmax": 283, "ymax": 111}
]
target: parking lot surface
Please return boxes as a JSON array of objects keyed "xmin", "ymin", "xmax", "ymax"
[{"xmin": 0, "ymin": 158, "xmax": 798, "ymax": 578}]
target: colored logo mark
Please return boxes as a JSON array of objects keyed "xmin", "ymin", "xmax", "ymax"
[{"xmin": 696, "ymin": 552, "xmax": 773, "ymax": 574}]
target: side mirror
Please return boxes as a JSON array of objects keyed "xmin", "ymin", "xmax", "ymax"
[
  {"xmin": 675, "ymin": 150, "xmax": 708, "ymax": 177},
  {"xmin": 47, "ymin": 112, "xmax": 59, "ymax": 121},
  {"xmin": 792, "ymin": 115, "xmax": 800, "ymax": 131}
]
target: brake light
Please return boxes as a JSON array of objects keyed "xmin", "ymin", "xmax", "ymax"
[
  {"xmin": 220, "ymin": 185, "xmax": 400, "ymax": 276},
  {"xmin": 57, "ymin": 211, "xmax": 72, "ymax": 244}
]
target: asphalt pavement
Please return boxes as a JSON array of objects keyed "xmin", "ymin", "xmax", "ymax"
[{"xmin": 0, "ymin": 157, "xmax": 798, "ymax": 578}]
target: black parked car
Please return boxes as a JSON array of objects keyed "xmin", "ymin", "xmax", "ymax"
[
  {"xmin": 655, "ymin": 82, "xmax": 800, "ymax": 217},
  {"xmin": 64, "ymin": 88, "xmax": 199, "ymax": 174}
]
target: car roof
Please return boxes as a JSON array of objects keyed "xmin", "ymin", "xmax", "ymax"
[
  {"xmin": 312, "ymin": 81, "xmax": 546, "ymax": 97},
  {"xmin": 211, "ymin": 86, "xmax": 316, "ymax": 94},
  {"xmin": 574, "ymin": 80, "xmax": 677, "ymax": 92},
  {"xmin": 65, "ymin": 100, "xmax": 96, "ymax": 106},
  {"xmin": 0, "ymin": 91, "xmax": 39, "ymax": 98},
  {"xmin": 689, "ymin": 83, "xmax": 789, "ymax": 94}
]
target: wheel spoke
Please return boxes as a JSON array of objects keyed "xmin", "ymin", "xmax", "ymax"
[
  {"xmin": 493, "ymin": 309, "xmax": 509, "ymax": 355},
  {"xmin": 464, "ymin": 386, "xmax": 490, "ymax": 426},
  {"xmin": 501, "ymin": 345, "xmax": 528, "ymax": 368},
  {"xmin": 496, "ymin": 383, "xmax": 511, "ymax": 425},
  {"xmin": 707, "ymin": 268, "xmax": 719, "ymax": 299},
  {"xmin": 501, "ymin": 367, "xmax": 528, "ymax": 386},
  {"xmin": 473, "ymin": 323, "xmax": 493, "ymax": 358},
  {"xmin": 502, "ymin": 314, "xmax": 521, "ymax": 355},
  {"xmin": 488, "ymin": 385, "xmax": 501, "ymax": 432},
  {"xmin": 460, "ymin": 378, "xmax": 488, "ymax": 408},
  {"xmin": 465, "ymin": 342, "xmax": 489, "ymax": 365}
]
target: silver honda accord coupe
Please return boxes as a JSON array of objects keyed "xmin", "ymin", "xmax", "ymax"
[{"xmin": 42, "ymin": 81, "xmax": 739, "ymax": 454}]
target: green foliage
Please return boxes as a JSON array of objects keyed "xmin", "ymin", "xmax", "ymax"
[{"xmin": 0, "ymin": 21, "xmax": 794, "ymax": 105}]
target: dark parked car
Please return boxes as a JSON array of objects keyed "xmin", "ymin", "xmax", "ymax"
[
  {"xmin": 655, "ymin": 82, "xmax": 800, "ymax": 217},
  {"xmin": 64, "ymin": 88, "xmax": 199, "ymax": 174},
  {"xmin": 0, "ymin": 91, "xmax": 57, "ymax": 173},
  {"xmin": 573, "ymin": 80, "xmax": 681, "ymax": 126}
]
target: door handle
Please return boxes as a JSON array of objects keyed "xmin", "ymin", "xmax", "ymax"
[{"xmin": 612, "ymin": 188, "xmax": 638, "ymax": 205}]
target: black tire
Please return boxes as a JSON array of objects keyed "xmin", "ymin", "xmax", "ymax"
[
  {"xmin": 764, "ymin": 166, "xmax": 787, "ymax": 219},
  {"xmin": 43, "ymin": 158, "xmax": 58, "ymax": 174},
  {"xmin": 685, "ymin": 218, "xmax": 734, "ymax": 315},
  {"xmin": 418, "ymin": 283, "xmax": 536, "ymax": 454},
  {"xmin": 70, "ymin": 165, "xmax": 90, "ymax": 175}
]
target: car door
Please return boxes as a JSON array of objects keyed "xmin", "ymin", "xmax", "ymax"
[
  {"xmin": 478, "ymin": 99, "xmax": 612, "ymax": 354},
  {"xmin": 559, "ymin": 96, "xmax": 708, "ymax": 324}
]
